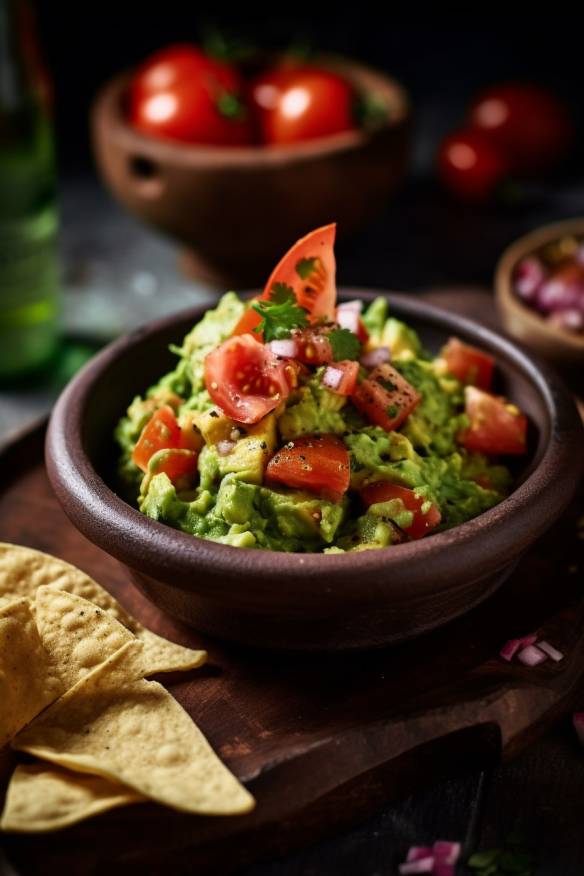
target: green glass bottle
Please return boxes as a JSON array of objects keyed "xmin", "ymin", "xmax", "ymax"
[{"xmin": 0, "ymin": 0, "xmax": 60, "ymax": 380}]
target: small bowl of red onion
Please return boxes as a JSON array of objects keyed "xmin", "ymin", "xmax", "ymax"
[{"xmin": 496, "ymin": 219, "xmax": 584, "ymax": 375}]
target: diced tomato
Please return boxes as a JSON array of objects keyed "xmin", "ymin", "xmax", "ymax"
[
  {"xmin": 263, "ymin": 224, "xmax": 337, "ymax": 320},
  {"xmin": 148, "ymin": 448, "xmax": 198, "ymax": 489},
  {"xmin": 204, "ymin": 334, "xmax": 293, "ymax": 424},
  {"xmin": 265, "ymin": 434, "xmax": 350, "ymax": 503},
  {"xmin": 459, "ymin": 386, "xmax": 527, "ymax": 455},
  {"xmin": 132, "ymin": 406, "xmax": 182, "ymax": 472},
  {"xmin": 442, "ymin": 337, "xmax": 495, "ymax": 390},
  {"xmin": 231, "ymin": 300, "xmax": 264, "ymax": 339},
  {"xmin": 293, "ymin": 328, "xmax": 333, "ymax": 365},
  {"xmin": 323, "ymin": 360, "xmax": 359, "ymax": 396},
  {"xmin": 351, "ymin": 363, "xmax": 421, "ymax": 432},
  {"xmin": 360, "ymin": 482, "xmax": 441, "ymax": 540},
  {"xmin": 357, "ymin": 318, "xmax": 369, "ymax": 344}
]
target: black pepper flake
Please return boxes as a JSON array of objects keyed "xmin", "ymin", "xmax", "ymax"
[{"xmin": 209, "ymin": 410, "xmax": 219, "ymax": 418}]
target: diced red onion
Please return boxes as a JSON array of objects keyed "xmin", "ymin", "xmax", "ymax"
[
  {"xmin": 517, "ymin": 644, "xmax": 547, "ymax": 666},
  {"xmin": 514, "ymin": 257, "xmax": 546, "ymax": 302},
  {"xmin": 360, "ymin": 346, "xmax": 391, "ymax": 369},
  {"xmin": 217, "ymin": 440, "xmax": 236, "ymax": 456},
  {"xmin": 538, "ymin": 640, "xmax": 564, "ymax": 662},
  {"xmin": 573, "ymin": 712, "xmax": 584, "ymax": 746},
  {"xmin": 268, "ymin": 339, "xmax": 298, "ymax": 358},
  {"xmin": 399, "ymin": 858, "xmax": 434, "ymax": 874},
  {"xmin": 547, "ymin": 308, "xmax": 584, "ymax": 333},
  {"xmin": 433, "ymin": 841, "xmax": 461, "ymax": 866},
  {"xmin": 499, "ymin": 634, "xmax": 537, "ymax": 662},
  {"xmin": 433, "ymin": 864, "xmax": 455, "ymax": 876},
  {"xmin": 337, "ymin": 308, "xmax": 360, "ymax": 334},
  {"xmin": 537, "ymin": 277, "xmax": 583, "ymax": 313},
  {"xmin": 407, "ymin": 847, "xmax": 433, "ymax": 862},
  {"xmin": 322, "ymin": 366, "xmax": 343, "ymax": 390},
  {"xmin": 338, "ymin": 299, "xmax": 363, "ymax": 313}
]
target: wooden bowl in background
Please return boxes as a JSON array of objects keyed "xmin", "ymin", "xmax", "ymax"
[
  {"xmin": 496, "ymin": 219, "xmax": 584, "ymax": 385},
  {"xmin": 91, "ymin": 56, "xmax": 411, "ymax": 288}
]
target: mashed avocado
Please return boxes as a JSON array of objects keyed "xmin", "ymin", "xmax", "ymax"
[{"xmin": 115, "ymin": 293, "xmax": 516, "ymax": 553}]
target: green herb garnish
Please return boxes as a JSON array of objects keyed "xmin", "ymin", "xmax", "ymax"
[
  {"xmin": 386, "ymin": 404, "xmax": 400, "ymax": 419},
  {"xmin": 328, "ymin": 328, "xmax": 361, "ymax": 362},
  {"xmin": 377, "ymin": 377, "xmax": 398, "ymax": 393},
  {"xmin": 252, "ymin": 284, "xmax": 310, "ymax": 342},
  {"xmin": 296, "ymin": 257, "xmax": 318, "ymax": 280}
]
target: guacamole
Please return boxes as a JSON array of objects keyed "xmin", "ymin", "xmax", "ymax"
[{"xmin": 114, "ymin": 292, "xmax": 516, "ymax": 553}]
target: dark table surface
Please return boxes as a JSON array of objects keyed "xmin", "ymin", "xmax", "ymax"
[{"xmin": 1, "ymin": 172, "xmax": 583, "ymax": 875}]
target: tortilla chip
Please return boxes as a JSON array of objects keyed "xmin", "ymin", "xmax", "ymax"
[
  {"xmin": 34, "ymin": 586, "xmax": 136, "ymax": 689},
  {"xmin": 0, "ymin": 764, "xmax": 145, "ymax": 832},
  {"xmin": 0, "ymin": 544, "xmax": 206, "ymax": 674},
  {"xmin": 13, "ymin": 640, "xmax": 254, "ymax": 816},
  {"xmin": 0, "ymin": 598, "xmax": 63, "ymax": 746}
]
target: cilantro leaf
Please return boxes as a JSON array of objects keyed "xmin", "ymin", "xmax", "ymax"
[
  {"xmin": 296, "ymin": 257, "xmax": 317, "ymax": 281},
  {"xmin": 252, "ymin": 284, "xmax": 309, "ymax": 342},
  {"xmin": 328, "ymin": 328, "xmax": 361, "ymax": 362}
]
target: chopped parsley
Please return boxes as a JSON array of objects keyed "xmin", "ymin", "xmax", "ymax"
[
  {"xmin": 328, "ymin": 328, "xmax": 361, "ymax": 362},
  {"xmin": 252, "ymin": 284, "xmax": 309, "ymax": 342},
  {"xmin": 377, "ymin": 377, "xmax": 398, "ymax": 392},
  {"xmin": 296, "ymin": 257, "xmax": 318, "ymax": 280},
  {"xmin": 386, "ymin": 404, "xmax": 400, "ymax": 419}
]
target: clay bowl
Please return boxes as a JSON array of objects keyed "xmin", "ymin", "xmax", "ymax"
[
  {"xmin": 91, "ymin": 56, "xmax": 410, "ymax": 287},
  {"xmin": 496, "ymin": 218, "xmax": 584, "ymax": 384},
  {"xmin": 45, "ymin": 291, "xmax": 583, "ymax": 651}
]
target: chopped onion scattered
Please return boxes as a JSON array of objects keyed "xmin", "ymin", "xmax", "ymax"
[
  {"xmin": 433, "ymin": 841, "xmax": 461, "ymax": 866},
  {"xmin": 399, "ymin": 858, "xmax": 434, "ymax": 874},
  {"xmin": 217, "ymin": 440, "xmax": 236, "ymax": 456},
  {"xmin": 499, "ymin": 634, "xmax": 537, "ymax": 662},
  {"xmin": 322, "ymin": 366, "xmax": 344, "ymax": 390},
  {"xmin": 573, "ymin": 712, "xmax": 584, "ymax": 746},
  {"xmin": 337, "ymin": 308, "xmax": 360, "ymax": 334},
  {"xmin": 537, "ymin": 640, "xmax": 564, "ymax": 662},
  {"xmin": 360, "ymin": 346, "xmax": 391, "ymax": 369},
  {"xmin": 407, "ymin": 847, "xmax": 433, "ymax": 862},
  {"xmin": 268, "ymin": 339, "xmax": 298, "ymax": 358},
  {"xmin": 517, "ymin": 644, "xmax": 547, "ymax": 667}
]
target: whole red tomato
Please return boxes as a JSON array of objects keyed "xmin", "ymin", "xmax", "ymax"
[
  {"xmin": 249, "ymin": 65, "xmax": 355, "ymax": 145},
  {"xmin": 437, "ymin": 128, "xmax": 509, "ymax": 203},
  {"xmin": 129, "ymin": 44, "xmax": 252, "ymax": 146},
  {"xmin": 469, "ymin": 83, "xmax": 573, "ymax": 174}
]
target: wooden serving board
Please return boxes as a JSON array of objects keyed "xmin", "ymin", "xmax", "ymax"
[{"xmin": 1, "ymin": 293, "xmax": 583, "ymax": 876}]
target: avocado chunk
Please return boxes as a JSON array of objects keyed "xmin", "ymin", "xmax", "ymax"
[
  {"xmin": 278, "ymin": 369, "xmax": 349, "ymax": 440},
  {"xmin": 198, "ymin": 414, "xmax": 277, "ymax": 488},
  {"xmin": 382, "ymin": 318, "xmax": 422, "ymax": 359},
  {"xmin": 258, "ymin": 487, "xmax": 348, "ymax": 543}
]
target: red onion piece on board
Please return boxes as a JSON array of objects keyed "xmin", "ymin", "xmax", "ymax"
[
  {"xmin": 499, "ymin": 634, "xmax": 537, "ymax": 662},
  {"xmin": 433, "ymin": 865, "xmax": 455, "ymax": 876},
  {"xmin": 514, "ymin": 256, "xmax": 546, "ymax": 302},
  {"xmin": 573, "ymin": 713, "xmax": 584, "ymax": 746},
  {"xmin": 360, "ymin": 346, "xmax": 391, "ymax": 369},
  {"xmin": 407, "ymin": 847, "xmax": 433, "ymax": 862},
  {"xmin": 268, "ymin": 339, "xmax": 298, "ymax": 358},
  {"xmin": 322, "ymin": 366, "xmax": 343, "ymax": 390},
  {"xmin": 517, "ymin": 644, "xmax": 547, "ymax": 666},
  {"xmin": 538, "ymin": 641, "xmax": 564, "ymax": 662},
  {"xmin": 399, "ymin": 858, "xmax": 434, "ymax": 874},
  {"xmin": 433, "ymin": 841, "xmax": 461, "ymax": 865},
  {"xmin": 217, "ymin": 440, "xmax": 236, "ymax": 456}
]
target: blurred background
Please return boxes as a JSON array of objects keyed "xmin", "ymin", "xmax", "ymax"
[{"xmin": 1, "ymin": 1, "xmax": 583, "ymax": 433}]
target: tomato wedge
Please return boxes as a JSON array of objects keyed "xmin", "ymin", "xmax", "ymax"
[
  {"xmin": 132, "ymin": 406, "xmax": 182, "ymax": 472},
  {"xmin": 322, "ymin": 360, "xmax": 359, "ymax": 396},
  {"xmin": 264, "ymin": 224, "xmax": 337, "ymax": 320},
  {"xmin": 459, "ymin": 387, "xmax": 527, "ymax": 455},
  {"xmin": 204, "ymin": 334, "xmax": 293, "ymax": 424},
  {"xmin": 360, "ymin": 482, "xmax": 441, "ymax": 540},
  {"xmin": 351, "ymin": 363, "xmax": 421, "ymax": 432},
  {"xmin": 442, "ymin": 337, "xmax": 494, "ymax": 390},
  {"xmin": 265, "ymin": 434, "xmax": 350, "ymax": 503}
]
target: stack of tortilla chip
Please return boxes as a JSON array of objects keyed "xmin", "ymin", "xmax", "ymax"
[{"xmin": 0, "ymin": 544, "xmax": 254, "ymax": 832}]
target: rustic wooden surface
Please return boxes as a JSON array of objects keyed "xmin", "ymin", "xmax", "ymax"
[{"xmin": 0, "ymin": 291, "xmax": 583, "ymax": 875}]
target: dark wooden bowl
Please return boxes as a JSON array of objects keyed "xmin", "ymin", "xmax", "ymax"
[
  {"xmin": 45, "ymin": 291, "xmax": 583, "ymax": 651},
  {"xmin": 496, "ymin": 219, "xmax": 584, "ymax": 381},
  {"xmin": 91, "ymin": 57, "xmax": 411, "ymax": 287}
]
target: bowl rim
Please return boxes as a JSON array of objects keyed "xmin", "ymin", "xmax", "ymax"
[
  {"xmin": 91, "ymin": 54, "xmax": 410, "ymax": 168},
  {"xmin": 495, "ymin": 217, "xmax": 584, "ymax": 352},
  {"xmin": 46, "ymin": 289, "xmax": 583, "ymax": 602}
]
